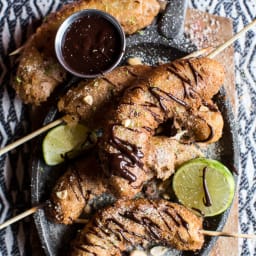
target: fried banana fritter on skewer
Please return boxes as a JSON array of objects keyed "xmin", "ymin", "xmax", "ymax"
[
  {"xmin": 70, "ymin": 198, "xmax": 204, "ymax": 255},
  {"xmin": 58, "ymin": 65, "xmax": 153, "ymax": 128},
  {"xmin": 47, "ymin": 138, "xmax": 202, "ymax": 224},
  {"xmin": 14, "ymin": 0, "xmax": 160, "ymax": 105},
  {"xmin": 46, "ymin": 151, "xmax": 107, "ymax": 224},
  {"xmin": 100, "ymin": 57, "xmax": 225, "ymax": 196},
  {"xmin": 58, "ymin": 63, "xmax": 223, "ymax": 147}
]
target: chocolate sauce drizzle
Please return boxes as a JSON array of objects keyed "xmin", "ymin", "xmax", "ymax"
[
  {"xmin": 76, "ymin": 246, "xmax": 97, "ymax": 255},
  {"xmin": 164, "ymin": 206, "xmax": 189, "ymax": 230},
  {"xmin": 142, "ymin": 217, "xmax": 161, "ymax": 240},
  {"xmin": 149, "ymin": 201, "xmax": 174, "ymax": 233},
  {"xmin": 187, "ymin": 59, "xmax": 203, "ymax": 86},
  {"xmin": 150, "ymin": 200, "xmax": 191, "ymax": 245},
  {"xmin": 192, "ymin": 207, "xmax": 205, "ymax": 217},
  {"xmin": 75, "ymin": 200, "xmax": 200, "ymax": 254},
  {"xmin": 149, "ymin": 87, "xmax": 168, "ymax": 113},
  {"xmin": 202, "ymin": 167, "xmax": 212, "ymax": 207},
  {"xmin": 167, "ymin": 61, "xmax": 202, "ymax": 100},
  {"xmin": 102, "ymin": 77, "xmax": 119, "ymax": 87},
  {"xmin": 167, "ymin": 63, "xmax": 191, "ymax": 84},
  {"xmin": 116, "ymin": 211, "xmax": 162, "ymax": 241},
  {"xmin": 142, "ymin": 126, "xmax": 153, "ymax": 132},
  {"xmin": 144, "ymin": 106, "xmax": 163, "ymax": 123},
  {"xmin": 122, "ymin": 101, "xmax": 162, "ymax": 128},
  {"xmin": 150, "ymin": 86, "xmax": 190, "ymax": 112},
  {"xmin": 167, "ymin": 63, "xmax": 193, "ymax": 99},
  {"xmin": 107, "ymin": 59, "xmax": 217, "ymax": 182},
  {"xmin": 112, "ymin": 133, "xmax": 144, "ymax": 167},
  {"xmin": 71, "ymin": 166, "xmax": 90, "ymax": 203},
  {"xmin": 111, "ymin": 154, "xmax": 137, "ymax": 182},
  {"xmin": 121, "ymin": 207, "xmax": 164, "ymax": 241},
  {"xmin": 110, "ymin": 126, "xmax": 144, "ymax": 182},
  {"xmin": 90, "ymin": 220, "xmax": 122, "ymax": 248},
  {"xmin": 105, "ymin": 217, "xmax": 146, "ymax": 243},
  {"xmin": 106, "ymin": 218, "xmax": 129, "ymax": 240},
  {"xmin": 140, "ymin": 102, "xmax": 163, "ymax": 124}
]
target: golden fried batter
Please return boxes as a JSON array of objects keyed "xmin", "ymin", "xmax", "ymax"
[
  {"xmin": 71, "ymin": 199, "xmax": 204, "ymax": 255},
  {"xmin": 100, "ymin": 57, "xmax": 225, "ymax": 198},
  {"xmin": 46, "ymin": 152, "xmax": 107, "ymax": 224},
  {"xmin": 58, "ymin": 65, "xmax": 153, "ymax": 128}
]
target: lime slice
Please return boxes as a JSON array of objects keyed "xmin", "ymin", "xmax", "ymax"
[
  {"xmin": 172, "ymin": 158, "xmax": 235, "ymax": 217},
  {"xmin": 42, "ymin": 123, "xmax": 90, "ymax": 166}
]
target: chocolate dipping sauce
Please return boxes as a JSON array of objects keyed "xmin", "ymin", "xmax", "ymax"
[
  {"xmin": 61, "ymin": 13, "xmax": 123, "ymax": 76},
  {"xmin": 55, "ymin": 10, "xmax": 126, "ymax": 78}
]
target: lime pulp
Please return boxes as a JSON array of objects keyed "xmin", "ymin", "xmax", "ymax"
[
  {"xmin": 42, "ymin": 123, "xmax": 90, "ymax": 166},
  {"xmin": 172, "ymin": 158, "xmax": 235, "ymax": 217}
]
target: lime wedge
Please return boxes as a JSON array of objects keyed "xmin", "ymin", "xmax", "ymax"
[
  {"xmin": 42, "ymin": 123, "xmax": 90, "ymax": 166},
  {"xmin": 172, "ymin": 158, "xmax": 235, "ymax": 217}
]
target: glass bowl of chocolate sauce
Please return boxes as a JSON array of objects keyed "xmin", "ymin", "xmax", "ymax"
[{"xmin": 55, "ymin": 9, "xmax": 126, "ymax": 78}]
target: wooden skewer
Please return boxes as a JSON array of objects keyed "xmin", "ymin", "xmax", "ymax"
[
  {"xmin": 1, "ymin": 207, "xmax": 256, "ymax": 241},
  {"xmin": 0, "ymin": 204, "xmax": 44, "ymax": 230},
  {"xmin": 9, "ymin": 45, "xmax": 25, "ymax": 56},
  {"xmin": 201, "ymin": 229, "xmax": 256, "ymax": 240},
  {"xmin": 0, "ymin": 118, "xmax": 64, "ymax": 157},
  {"xmin": 71, "ymin": 220, "xmax": 256, "ymax": 239},
  {"xmin": 75, "ymin": 218, "xmax": 89, "ymax": 224},
  {"xmin": 0, "ymin": 206, "xmax": 89, "ymax": 230},
  {"xmin": 207, "ymin": 18, "xmax": 256, "ymax": 59},
  {"xmin": 182, "ymin": 47, "xmax": 215, "ymax": 59}
]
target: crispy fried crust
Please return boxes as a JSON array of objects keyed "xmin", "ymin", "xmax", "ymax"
[
  {"xmin": 14, "ymin": 0, "xmax": 160, "ymax": 105},
  {"xmin": 58, "ymin": 65, "xmax": 153, "ymax": 128},
  {"xmin": 46, "ymin": 153, "xmax": 107, "ymax": 224},
  {"xmin": 71, "ymin": 199, "xmax": 204, "ymax": 255},
  {"xmin": 100, "ymin": 57, "xmax": 225, "ymax": 197}
]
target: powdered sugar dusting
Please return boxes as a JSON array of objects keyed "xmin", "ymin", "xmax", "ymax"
[{"xmin": 184, "ymin": 10, "xmax": 221, "ymax": 49}]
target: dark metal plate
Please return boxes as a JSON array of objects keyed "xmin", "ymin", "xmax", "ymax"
[{"xmin": 31, "ymin": 6, "xmax": 239, "ymax": 256}]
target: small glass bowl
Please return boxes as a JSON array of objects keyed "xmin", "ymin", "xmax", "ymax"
[{"xmin": 55, "ymin": 9, "xmax": 126, "ymax": 78}]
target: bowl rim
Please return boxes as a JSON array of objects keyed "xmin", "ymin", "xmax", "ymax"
[{"xmin": 55, "ymin": 9, "xmax": 126, "ymax": 78}]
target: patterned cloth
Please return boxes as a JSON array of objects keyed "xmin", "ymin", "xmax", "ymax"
[{"xmin": 0, "ymin": 0, "xmax": 255, "ymax": 255}]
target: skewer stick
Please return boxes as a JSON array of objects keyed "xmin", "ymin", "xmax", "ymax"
[
  {"xmin": 9, "ymin": 45, "xmax": 25, "ymax": 56},
  {"xmin": 207, "ymin": 18, "xmax": 256, "ymax": 59},
  {"xmin": 0, "ymin": 204, "xmax": 44, "ymax": 230},
  {"xmin": 182, "ymin": 47, "xmax": 215, "ymax": 59},
  {"xmin": 75, "ymin": 218, "xmax": 89, "ymax": 224},
  {"xmin": 71, "ymin": 219, "xmax": 256, "ymax": 240},
  {"xmin": 0, "ymin": 117, "xmax": 64, "ymax": 157},
  {"xmin": 201, "ymin": 229, "xmax": 256, "ymax": 240},
  {"xmin": 0, "ymin": 206, "xmax": 89, "ymax": 230},
  {"xmin": 1, "ymin": 205, "xmax": 256, "ymax": 241}
]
